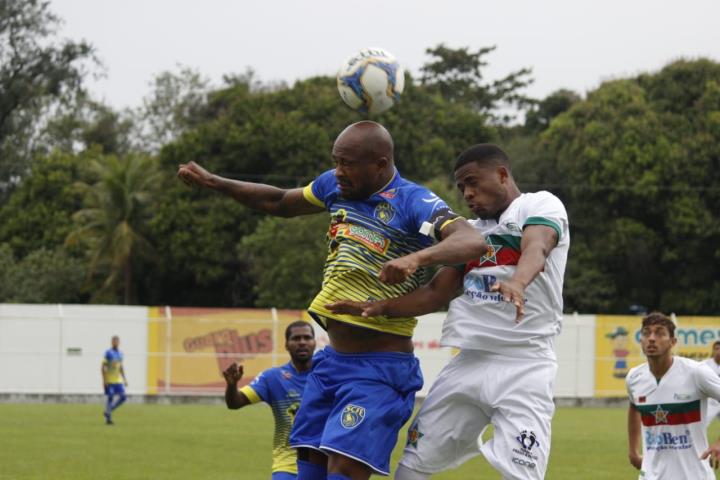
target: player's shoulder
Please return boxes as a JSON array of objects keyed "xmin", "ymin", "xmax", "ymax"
[
  {"xmin": 518, "ymin": 191, "xmax": 566, "ymax": 209},
  {"xmin": 626, "ymin": 362, "xmax": 650, "ymax": 386},
  {"xmin": 675, "ymin": 355, "xmax": 702, "ymax": 370}
]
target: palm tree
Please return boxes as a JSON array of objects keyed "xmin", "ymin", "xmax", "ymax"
[{"xmin": 66, "ymin": 154, "xmax": 160, "ymax": 304}]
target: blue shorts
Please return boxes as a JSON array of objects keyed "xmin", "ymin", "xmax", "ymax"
[
  {"xmin": 289, "ymin": 346, "xmax": 423, "ymax": 476},
  {"xmin": 105, "ymin": 383, "xmax": 125, "ymax": 396},
  {"xmin": 271, "ymin": 472, "xmax": 296, "ymax": 480}
]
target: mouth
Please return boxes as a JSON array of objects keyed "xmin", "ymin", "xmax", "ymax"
[{"xmin": 295, "ymin": 349, "xmax": 311, "ymax": 356}]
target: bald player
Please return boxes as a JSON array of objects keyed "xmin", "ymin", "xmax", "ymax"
[{"xmin": 178, "ymin": 121, "xmax": 487, "ymax": 480}]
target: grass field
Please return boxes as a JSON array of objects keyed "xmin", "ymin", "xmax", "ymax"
[{"xmin": 1, "ymin": 403, "xmax": 719, "ymax": 479}]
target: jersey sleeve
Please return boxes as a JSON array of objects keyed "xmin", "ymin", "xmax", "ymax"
[
  {"xmin": 302, "ymin": 169, "xmax": 336, "ymax": 209},
  {"xmin": 407, "ymin": 187, "xmax": 461, "ymax": 241},
  {"xmin": 102, "ymin": 350, "xmax": 111, "ymax": 365},
  {"xmin": 696, "ymin": 363, "xmax": 720, "ymax": 401},
  {"xmin": 519, "ymin": 192, "xmax": 568, "ymax": 242},
  {"xmin": 240, "ymin": 370, "xmax": 271, "ymax": 404}
]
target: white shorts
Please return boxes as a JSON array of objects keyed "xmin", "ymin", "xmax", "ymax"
[{"xmin": 398, "ymin": 350, "xmax": 557, "ymax": 480}]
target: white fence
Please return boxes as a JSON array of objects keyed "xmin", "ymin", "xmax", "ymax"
[{"xmin": 0, "ymin": 304, "xmax": 603, "ymax": 398}]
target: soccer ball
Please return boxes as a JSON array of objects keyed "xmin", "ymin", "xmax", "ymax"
[{"xmin": 337, "ymin": 48, "xmax": 405, "ymax": 115}]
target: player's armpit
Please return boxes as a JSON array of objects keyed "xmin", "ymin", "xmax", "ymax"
[{"xmin": 627, "ymin": 404, "xmax": 643, "ymax": 470}]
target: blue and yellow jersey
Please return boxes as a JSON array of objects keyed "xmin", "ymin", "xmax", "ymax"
[
  {"xmin": 102, "ymin": 349, "xmax": 124, "ymax": 384},
  {"xmin": 239, "ymin": 363, "xmax": 308, "ymax": 474},
  {"xmin": 303, "ymin": 168, "xmax": 459, "ymax": 337}
]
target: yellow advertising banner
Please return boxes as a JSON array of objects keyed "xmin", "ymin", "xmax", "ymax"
[
  {"xmin": 146, "ymin": 307, "xmax": 314, "ymax": 394},
  {"xmin": 594, "ymin": 315, "xmax": 720, "ymax": 397}
]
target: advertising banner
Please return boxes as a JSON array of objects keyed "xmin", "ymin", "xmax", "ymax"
[{"xmin": 594, "ymin": 315, "xmax": 720, "ymax": 397}]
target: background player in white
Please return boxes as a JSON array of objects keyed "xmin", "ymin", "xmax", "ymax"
[
  {"xmin": 703, "ymin": 340, "xmax": 720, "ymax": 426},
  {"xmin": 329, "ymin": 144, "xmax": 569, "ymax": 480},
  {"xmin": 626, "ymin": 313, "xmax": 720, "ymax": 479}
]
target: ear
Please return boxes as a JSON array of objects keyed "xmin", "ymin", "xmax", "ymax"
[
  {"xmin": 376, "ymin": 156, "xmax": 389, "ymax": 170},
  {"xmin": 497, "ymin": 166, "xmax": 510, "ymax": 183},
  {"xmin": 671, "ymin": 337, "xmax": 678, "ymax": 347}
]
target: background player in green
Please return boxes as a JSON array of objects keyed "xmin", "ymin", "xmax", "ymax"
[
  {"xmin": 626, "ymin": 313, "xmax": 720, "ymax": 479},
  {"xmin": 101, "ymin": 335, "xmax": 127, "ymax": 425},
  {"xmin": 224, "ymin": 321, "xmax": 316, "ymax": 480}
]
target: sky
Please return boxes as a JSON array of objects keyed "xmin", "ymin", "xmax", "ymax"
[{"xmin": 52, "ymin": 0, "xmax": 720, "ymax": 111}]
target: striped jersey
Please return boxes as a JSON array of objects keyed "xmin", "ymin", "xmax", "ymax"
[
  {"xmin": 303, "ymin": 168, "xmax": 458, "ymax": 337},
  {"xmin": 626, "ymin": 356, "xmax": 720, "ymax": 480},
  {"xmin": 441, "ymin": 191, "xmax": 569, "ymax": 359},
  {"xmin": 102, "ymin": 348, "xmax": 124, "ymax": 384},
  {"xmin": 239, "ymin": 363, "xmax": 309, "ymax": 474}
]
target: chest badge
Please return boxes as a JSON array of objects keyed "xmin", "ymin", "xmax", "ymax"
[{"xmin": 374, "ymin": 202, "xmax": 395, "ymax": 224}]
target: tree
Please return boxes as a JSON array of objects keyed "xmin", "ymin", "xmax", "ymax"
[
  {"xmin": 420, "ymin": 44, "xmax": 534, "ymax": 123},
  {"xmin": 524, "ymin": 89, "xmax": 581, "ymax": 133},
  {"xmin": 539, "ymin": 59, "xmax": 720, "ymax": 314},
  {"xmin": 66, "ymin": 154, "xmax": 161, "ymax": 304},
  {"xmin": 0, "ymin": 0, "xmax": 94, "ymax": 189},
  {"xmin": 239, "ymin": 214, "xmax": 328, "ymax": 308}
]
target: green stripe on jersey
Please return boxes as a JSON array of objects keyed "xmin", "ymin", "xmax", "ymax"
[
  {"xmin": 633, "ymin": 399, "xmax": 700, "ymax": 415},
  {"xmin": 524, "ymin": 216, "xmax": 562, "ymax": 240}
]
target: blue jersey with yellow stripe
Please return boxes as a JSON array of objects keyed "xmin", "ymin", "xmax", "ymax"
[
  {"xmin": 303, "ymin": 168, "xmax": 459, "ymax": 337},
  {"xmin": 240, "ymin": 363, "xmax": 308, "ymax": 474}
]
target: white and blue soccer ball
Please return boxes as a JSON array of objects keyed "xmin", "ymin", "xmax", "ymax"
[{"xmin": 337, "ymin": 48, "xmax": 405, "ymax": 115}]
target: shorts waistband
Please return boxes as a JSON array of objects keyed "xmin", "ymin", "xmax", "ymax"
[{"xmin": 323, "ymin": 345, "xmax": 416, "ymax": 361}]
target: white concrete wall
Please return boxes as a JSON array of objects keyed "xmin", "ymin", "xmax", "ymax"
[
  {"xmin": 0, "ymin": 304, "xmax": 148, "ymax": 394},
  {"xmin": 0, "ymin": 304, "xmax": 597, "ymax": 398}
]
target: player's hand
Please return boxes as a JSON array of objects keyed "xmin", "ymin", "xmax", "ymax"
[
  {"xmin": 222, "ymin": 363, "xmax": 244, "ymax": 386},
  {"xmin": 379, "ymin": 255, "xmax": 419, "ymax": 284},
  {"xmin": 628, "ymin": 451, "xmax": 643, "ymax": 470},
  {"xmin": 177, "ymin": 161, "xmax": 215, "ymax": 189},
  {"xmin": 490, "ymin": 279, "xmax": 526, "ymax": 322},
  {"xmin": 325, "ymin": 300, "xmax": 383, "ymax": 318},
  {"xmin": 701, "ymin": 440, "xmax": 720, "ymax": 469}
]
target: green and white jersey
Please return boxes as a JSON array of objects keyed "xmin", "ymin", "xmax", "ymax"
[
  {"xmin": 441, "ymin": 191, "xmax": 569, "ymax": 360},
  {"xmin": 626, "ymin": 356, "xmax": 720, "ymax": 480}
]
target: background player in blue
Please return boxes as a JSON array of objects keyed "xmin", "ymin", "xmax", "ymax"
[
  {"xmin": 224, "ymin": 321, "xmax": 316, "ymax": 480},
  {"xmin": 101, "ymin": 335, "xmax": 127, "ymax": 425},
  {"xmin": 179, "ymin": 121, "xmax": 487, "ymax": 480}
]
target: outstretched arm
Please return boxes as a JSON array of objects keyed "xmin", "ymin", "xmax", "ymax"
[
  {"xmin": 178, "ymin": 161, "xmax": 324, "ymax": 217},
  {"xmin": 490, "ymin": 224, "xmax": 558, "ymax": 321},
  {"xmin": 223, "ymin": 363, "xmax": 251, "ymax": 409},
  {"xmin": 379, "ymin": 219, "xmax": 487, "ymax": 283},
  {"xmin": 627, "ymin": 404, "xmax": 643, "ymax": 469},
  {"xmin": 327, "ymin": 266, "xmax": 463, "ymax": 318}
]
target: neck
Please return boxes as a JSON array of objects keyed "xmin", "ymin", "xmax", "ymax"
[
  {"xmin": 648, "ymin": 354, "xmax": 674, "ymax": 380},
  {"xmin": 292, "ymin": 358, "xmax": 311, "ymax": 373}
]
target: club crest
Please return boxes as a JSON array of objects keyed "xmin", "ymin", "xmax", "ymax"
[{"xmin": 340, "ymin": 404, "xmax": 366, "ymax": 429}]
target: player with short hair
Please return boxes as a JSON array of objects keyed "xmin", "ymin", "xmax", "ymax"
[
  {"xmin": 224, "ymin": 320, "xmax": 316, "ymax": 480},
  {"xmin": 102, "ymin": 335, "xmax": 127, "ymax": 425},
  {"xmin": 329, "ymin": 143, "xmax": 569, "ymax": 480},
  {"xmin": 702, "ymin": 340, "xmax": 720, "ymax": 426},
  {"xmin": 178, "ymin": 121, "xmax": 487, "ymax": 480},
  {"xmin": 626, "ymin": 313, "xmax": 720, "ymax": 479}
]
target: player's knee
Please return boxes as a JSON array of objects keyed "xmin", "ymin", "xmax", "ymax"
[
  {"xmin": 327, "ymin": 453, "xmax": 371, "ymax": 479},
  {"xmin": 394, "ymin": 464, "xmax": 431, "ymax": 480}
]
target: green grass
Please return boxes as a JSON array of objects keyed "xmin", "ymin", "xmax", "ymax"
[{"xmin": 0, "ymin": 403, "xmax": 718, "ymax": 479}]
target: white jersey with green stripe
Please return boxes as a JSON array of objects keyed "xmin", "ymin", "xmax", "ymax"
[
  {"xmin": 441, "ymin": 191, "xmax": 569, "ymax": 359},
  {"xmin": 626, "ymin": 357, "xmax": 720, "ymax": 480}
]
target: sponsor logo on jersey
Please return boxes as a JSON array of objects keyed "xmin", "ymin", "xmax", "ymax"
[
  {"xmin": 340, "ymin": 404, "xmax": 366, "ymax": 429},
  {"xmin": 516, "ymin": 430, "xmax": 540, "ymax": 451},
  {"xmin": 512, "ymin": 429, "xmax": 540, "ymax": 463},
  {"xmin": 379, "ymin": 188, "xmax": 396, "ymax": 199},
  {"xmin": 505, "ymin": 222, "xmax": 522, "ymax": 233},
  {"xmin": 673, "ymin": 393, "xmax": 692, "ymax": 400},
  {"xmin": 644, "ymin": 429, "xmax": 693, "ymax": 450},
  {"xmin": 335, "ymin": 224, "xmax": 390, "ymax": 254}
]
